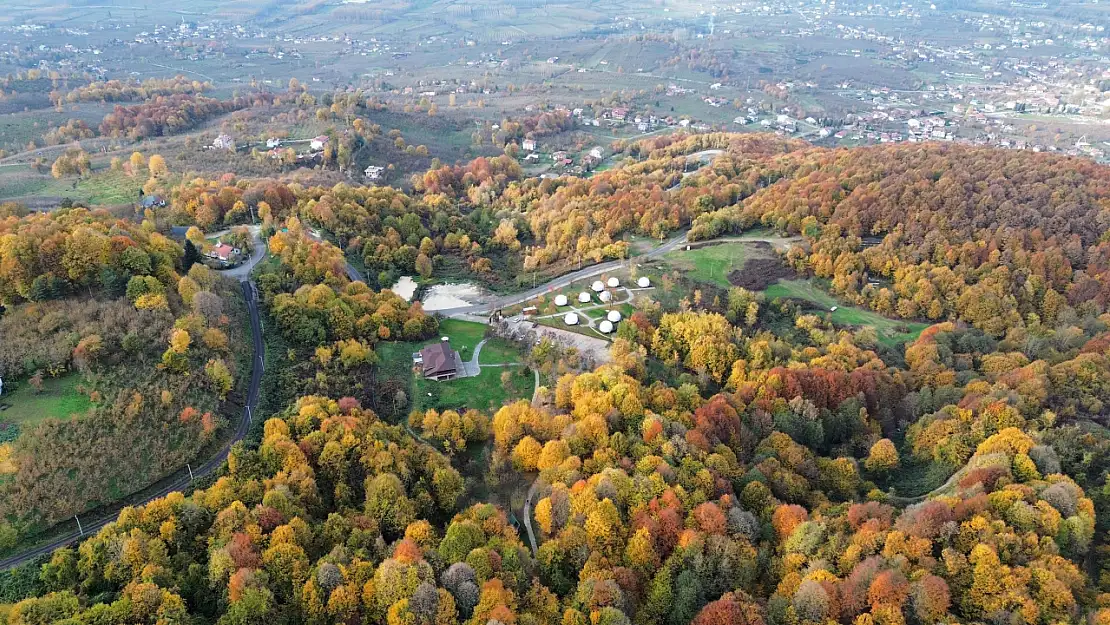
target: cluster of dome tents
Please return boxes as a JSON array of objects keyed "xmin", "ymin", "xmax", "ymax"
[{"xmin": 553, "ymin": 276, "xmax": 652, "ymax": 334}]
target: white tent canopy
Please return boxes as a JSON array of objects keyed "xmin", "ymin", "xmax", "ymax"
[
  {"xmin": 599, "ymin": 291, "xmax": 612, "ymax": 302},
  {"xmin": 607, "ymin": 277, "xmax": 620, "ymax": 288},
  {"xmin": 564, "ymin": 313, "xmax": 580, "ymax": 325},
  {"xmin": 607, "ymin": 310, "xmax": 622, "ymax": 323},
  {"xmin": 578, "ymin": 292, "xmax": 592, "ymax": 303},
  {"xmin": 591, "ymin": 280, "xmax": 605, "ymax": 292},
  {"xmin": 554, "ymin": 294, "xmax": 569, "ymax": 306},
  {"xmin": 598, "ymin": 320, "xmax": 614, "ymax": 333},
  {"xmin": 637, "ymin": 277, "xmax": 651, "ymax": 288}
]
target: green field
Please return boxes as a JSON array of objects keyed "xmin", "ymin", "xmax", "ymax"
[
  {"xmin": 765, "ymin": 280, "xmax": 930, "ymax": 346},
  {"xmin": 478, "ymin": 338, "xmax": 521, "ymax": 365},
  {"xmin": 0, "ymin": 374, "xmax": 94, "ymax": 429},
  {"xmin": 415, "ymin": 366, "xmax": 534, "ymax": 413},
  {"xmin": 378, "ymin": 319, "xmax": 532, "ymax": 415},
  {"xmin": 663, "ymin": 242, "xmax": 767, "ymax": 288},
  {"xmin": 437, "ymin": 319, "xmax": 486, "ymax": 360}
]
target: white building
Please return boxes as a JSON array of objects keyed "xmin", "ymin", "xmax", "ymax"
[
  {"xmin": 310, "ymin": 135, "xmax": 329, "ymax": 151},
  {"xmin": 589, "ymin": 146, "xmax": 604, "ymax": 159},
  {"xmin": 598, "ymin": 320, "xmax": 614, "ymax": 333},
  {"xmin": 637, "ymin": 277, "xmax": 651, "ymax": 288},
  {"xmin": 606, "ymin": 277, "xmax": 620, "ymax": 288},
  {"xmin": 591, "ymin": 280, "xmax": 605, "ymax": 292},
  {"xmin": 365, "ymin": 165, "xmax": 385, "ymax": 180},
  {"xmin": 578, "ymin": 292, "xmax": 592, "ymax": 303},
  {"xmin": 607, "ymin": 310, "xmax": 622, "ymax": 323},
  {"xmin": 212, "ymin": 134, "xmax": 235, "ymax": 151},
  {"xmin": 564, "ymin": 313, "xmax": 579, "ymax": 326},
  {"xmin": 522, "ymin": 138, "xmax": 536, "ymax": 151},
  {"xmin": 554, "ymin": 294, "xmax": 569, "ymax": 306}
]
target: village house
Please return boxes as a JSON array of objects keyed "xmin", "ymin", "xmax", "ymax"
[
  {"xmin": 364, "ymin": 165, "xmax": 385, "ymax": 180},
  {"xmin": 310, "ymin": 135, "xmax": 329, "ymax": 151},
  {"xmin": 212, "ymin": 134, "xmax": 235, "ymax": 151},
  {"xmin": 589, "ymin": 146, "xmax": 604, "ymax": 160},
  {"xmin": 522, "ymin": 138, "xmax": 536, "ymax": 151},
  {"xmin": 413, "ymin": 339, "xmax": 459, "ymax": 381},
  {"xmin": 206, "ymin": 241, "xmax": 239, "ymax": 264},
  {"xmin": 266, "ymin": 137, "xmax": 282, "ymax": 149},
  {"xmin": 140, "ymin": 194, "xmax": 166, "ymax": 209}
]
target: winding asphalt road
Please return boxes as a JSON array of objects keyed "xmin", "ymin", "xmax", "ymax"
[{"xmin": 0, "ymin": 278, "xmax": 265, "ymax": 571}]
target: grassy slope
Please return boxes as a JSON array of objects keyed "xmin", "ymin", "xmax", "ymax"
[
  {"xmin": 663, "ymin": 242, "xmax": 763, "ymax": 288},
  {"xmin": 765, "ymin": 280, "xmax": 930, "ymax": 346}
]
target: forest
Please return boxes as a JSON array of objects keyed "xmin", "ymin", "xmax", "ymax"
[
  {"xmin": 0, "ymin": 208, "xmax": 249, "ymax": 550},
  {"xmin": 2, "ymin": 135, "xmax": 1110, "ymax": 625}
]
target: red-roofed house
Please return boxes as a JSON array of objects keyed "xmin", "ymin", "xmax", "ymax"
[{"xmin": 207, "ymin": 242, "xmax": 238, "ymax": 263}]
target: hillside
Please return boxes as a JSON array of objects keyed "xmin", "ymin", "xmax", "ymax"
[{"xmin": 2, "ymin": 137, "xmax": 1110, "ymax": 625}]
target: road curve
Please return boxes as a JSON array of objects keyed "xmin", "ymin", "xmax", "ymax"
[{"xmin": 0, "ymin": 278, "xmax": 265, "ymax": 571}]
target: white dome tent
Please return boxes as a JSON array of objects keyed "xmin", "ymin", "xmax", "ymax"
[
  {"xmin": 599, "ymin": 291, "xmax": 612, "ymax": 303},
  {"xmin": 554, "ymin": 294, "xmax": 569, "ymax": 306},
  {"xmin": 578, "ymin": 292, "xmax": 592, "ymax": 303},
  {"xmin": 564, "ymin": 313, "xmax": 580, "ymax": 326},
  {"xmin": 637, "ymin": 276, "xmax": 651, "ymax": 288},
  {"xmin": 598, "ymin": 320, "xmax": 614, "ymax": 333},
  {"xmin": 607, "ymin": 277, "xmax": 620, "ymax": 288},
  {"xmin": 607, "ymin": 310, "xmax": 622, "ymax": 323},
  {"xmin": 591, "ymin": 280, "xmax": 605, "ymax": 292}
]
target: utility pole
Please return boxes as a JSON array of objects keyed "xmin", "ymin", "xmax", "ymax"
[
  {"xmin": 187, "ymin": 463, "xmax": 194, "ymax": 481},
  {"xmin": 74, "ymin": 515, "xmax": 84, "ymax": 537}
]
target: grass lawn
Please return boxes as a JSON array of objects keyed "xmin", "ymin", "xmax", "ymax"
[
  {"xmin": 765, "ymin": 280, "xmax": 930, "ymax": 346},
  {"xmin": 663, "ymin": 242, "xmax": 768, "ymax": 288},
  {"xmin": 0, "ymin": 374, "xmax": 94, "ymax": 429},
  {"xmin": 437, "ymin": 319, "xmax": 487, "ymax": 360},
  {"xmin": 415, "ymin": 366, "xmax": 534, "ymax": 413},
  {"xmin": 478, "ymin": 338, "xmax": 522, "ymax": 365}
]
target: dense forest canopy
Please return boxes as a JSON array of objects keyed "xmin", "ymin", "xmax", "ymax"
[{"xmin": 3, "ymin": 136, "xmax": 1110, "ymax": 625}]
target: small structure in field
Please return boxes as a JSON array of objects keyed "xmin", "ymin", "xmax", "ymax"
[
  {"xmin": 599, "ymin": 320, "xmax": 614, "ymax": 333},
  {"xmin": 554, "ymin": 294, "xmax": 569, "ymax": 306},
  {"xmin": 578, "ymin": 292, "xmax": 592, "ymax": 303},
  {"xmin": 564, "ymin": 313, "xmax": 580, "ymax": 326},
  {"xmin": 607, "ymin": 310, "xmax": 622, "ymax": 323},
  {"xmin": 637, "ymin": 276, "xmax": 651, "ymax": 288},
  {"xmin": 607, "ymin": 277, "xmax": 620, "ymax": 288},
  {"xmin": 591, "ymin": 280, "xmax": 605, "ymax": 292},
  {"xmin": 599, "ymin": 291, "xmax": 612, "ymax": 302}
]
